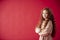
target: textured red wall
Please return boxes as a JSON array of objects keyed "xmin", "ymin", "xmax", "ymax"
[{"xmin": 0, "ymin": 0, "xmax": 60, "ymax": 40}]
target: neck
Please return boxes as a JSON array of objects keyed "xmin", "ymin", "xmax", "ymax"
[{"xmin": 45, "ymin": 18, "xmax": 48, "ymax": 21}]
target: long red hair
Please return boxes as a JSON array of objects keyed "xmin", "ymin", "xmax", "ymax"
[{"xmin": 38, "ymin": 8, "xmax": 56, "ymax": 37}]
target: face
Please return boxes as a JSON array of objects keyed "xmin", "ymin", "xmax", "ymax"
[{"xmin": 42, "ymin": 10, "xmax": 48, "ymax": 19}]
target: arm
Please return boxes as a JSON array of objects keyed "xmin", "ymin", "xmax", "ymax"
[
  {"xmin": 38, "ymin": 21, "xmax": 53, "ymax": 36},
  {"xmin": 35, "ymin": 20, "xmax": 41, "ymax": 34},
  {"xmin": 35, "ymin": 27, "xmax": 41, "ymax": 34}
]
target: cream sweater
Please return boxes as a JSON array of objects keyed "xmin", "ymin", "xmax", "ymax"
[{"xmin": 35, "ymin": 20, "xmax": 53, "ymax": 40}]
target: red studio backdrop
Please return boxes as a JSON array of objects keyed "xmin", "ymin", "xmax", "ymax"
[{"xmin": 0, "ymin": 0, "xmax": 60, "ymax": 40}]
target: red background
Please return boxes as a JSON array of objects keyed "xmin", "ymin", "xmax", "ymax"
[{"xmin": 0, "ymin": 0, "xmax": 60, "ymax": 40}]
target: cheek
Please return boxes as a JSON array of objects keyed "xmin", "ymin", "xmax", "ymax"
[
  {"xmin": 45, "ymin": 14, "xmax": 48, "ymax": 18},
  {"xmin": 42, "ymin": 14, "xmax": 48, "ymax": 18}
]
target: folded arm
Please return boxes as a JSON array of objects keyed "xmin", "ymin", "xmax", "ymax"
[{"xmin": 38, "ymin": 21, "xmax": 53, "ymax": 36}]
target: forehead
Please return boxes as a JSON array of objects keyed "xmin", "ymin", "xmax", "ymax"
[{"xmin": 43, "ymin": 10, "xmax": 48, "ymax": 13}]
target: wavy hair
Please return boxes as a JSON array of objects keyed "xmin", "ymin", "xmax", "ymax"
[{"xmin": 39, "ymin": 8, "xmax": 56, "ymax": 37}]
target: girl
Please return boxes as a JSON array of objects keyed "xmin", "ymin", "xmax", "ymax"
[{"xmin": 35, "ymin": 8, "xmax": 56, "ymax": 40}]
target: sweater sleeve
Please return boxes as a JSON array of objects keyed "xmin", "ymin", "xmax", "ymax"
[{"xmin": 38, "ymin": 21, "xmax": 53, "ymax": 35}]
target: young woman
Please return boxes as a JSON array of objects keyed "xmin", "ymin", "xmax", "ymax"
[{"xmin": 35, "ymin": 8, "xmax": 56, "ymax": 40}]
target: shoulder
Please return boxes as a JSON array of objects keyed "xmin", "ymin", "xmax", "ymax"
[
  {"xmin": 48, "ymin": 20, "xmax": 52, "ymax": 24},
  {"xmin": 48, "ymin": 20, "xmax": 53, "ymax": 26}
]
